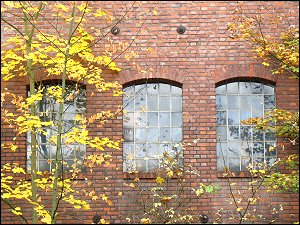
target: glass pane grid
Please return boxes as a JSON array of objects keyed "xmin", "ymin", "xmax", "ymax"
[
  {"xmin": 123, "ymin": 83, "xmax": 183, "ymax": 172},
  {"xmin": 216, "ymin": 81, "xmax": 276, "ymax": 172}
]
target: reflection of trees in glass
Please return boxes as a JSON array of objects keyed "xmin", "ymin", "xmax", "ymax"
[
  {"xmin": 123, "ymin": 83, "xmax": 182, "ymax": 172},
  {"xmin": 216, "ymin": 81, "xmax": 276, "ymax": 172}
]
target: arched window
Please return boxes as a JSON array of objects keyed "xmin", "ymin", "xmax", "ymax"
[
  {"xmin": 27, "ymin": 83, "xmax": 86, "ymax": 172},
  {"xmin": 216, "ymin": 81, "xmax": 276, "ymax": 172},
  {"xmin": 123, "ymin": 82, "xmax": 183, "ymax": 172}
]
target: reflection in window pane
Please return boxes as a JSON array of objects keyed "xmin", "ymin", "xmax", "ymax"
[
  {"xmin": 216, "ymin": 81, "xmax": 276, "ymax": 172},
  {"xmin": 251, "ymin": 82, "xmax": 263, "ymax": 94},
  {"xmin": 124, "ymin": 128, "xmax": 134, "ymax": 141},
  {"xmin": 239, "ymin": 82, "xmax": 251, "ymax": 94},
  {"xmin": 216, "ymin": 111, "xmax": 226, "ymax": 125},
  {"xmin": 228, "ymin": 126, "xmax": 239, "ymax": 140},
  {"xmin": 264, "ymin": 95, "xmax": 276, "ymax": 109},
  {"xmin": 228, "ymin": 111, "xmax": 239, "ymax": 125},
  {"xmin": 216, "ymin": 95, "xmax": 227, "ymax": 110},
  {"xmin": 124, "ymin": 112, "xmax": 134, "ymax": 127},
  {"xmin": 217, "ymin": 126, "xmax": 227, "ymax": 141}
]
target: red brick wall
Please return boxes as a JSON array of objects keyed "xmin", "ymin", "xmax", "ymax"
[{"xmin": 1, "ymin": 1, "xmax": 299, "ymax": 224}]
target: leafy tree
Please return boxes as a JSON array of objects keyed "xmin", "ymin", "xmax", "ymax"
[
  {"xmin": 1, "ymin": 1, "xmax": 156, "ymax": 224},
  {"xmin": 227, "ymin": 2, "xmax": 299, "ymax": 78},
  {"xmin": 220, "ymin": 2, "xmax": 299, "ymax": 224}
]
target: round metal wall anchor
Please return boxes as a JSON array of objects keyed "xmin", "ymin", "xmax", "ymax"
[
  {"xmin": 92, "ymin": 214, "xmax": 101, "ymax": 224},
  {"xmin": 111, "ymin": 26, "xmax": 120, "ymax": 35},
  {"xmin": 199, "ymin": 214, "xmax": 209, "ymax": 223},
  {"xmin": 177, "ymin": 25, "xmax": 186, "ymax": 34}
]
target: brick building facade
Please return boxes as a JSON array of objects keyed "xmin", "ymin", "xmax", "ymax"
[{"xmin": 1, "ymin": 1, "xmax": 299, "ymax": 224}]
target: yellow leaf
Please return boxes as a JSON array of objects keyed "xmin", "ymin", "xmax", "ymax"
[
  {"xmin": 156, "ymin": 176, "xmax": 165, "ymax": 185},
  {"xmin": 129, "ymin": 183, "xmax": 135, "ymax": 188}
]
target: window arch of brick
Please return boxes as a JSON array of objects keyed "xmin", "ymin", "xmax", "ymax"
[
  {"xmin": 211, "ymin": 64, "xmax": 278, "ymax": 85},
  {"xmin": 118, "ymin": 66, "xmax": 187, "ymax": 86}
]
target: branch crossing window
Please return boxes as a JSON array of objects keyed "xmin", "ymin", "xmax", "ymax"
[{"xmin": 27, "ymin": 84, "xmax": 86, "ymax": 172}]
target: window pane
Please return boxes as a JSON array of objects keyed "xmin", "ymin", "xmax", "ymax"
[
  {"xmin": 217, "ymin": 111, "xmax": 226, "ymax": 125},
  {"xmin": 227, "ymin": 83, "xmax": 238, "ymax": 94},
  {"xmin": 171, "ymin": 96, "xmax": 182, "ymax": 111},
  {"xmin": 135, "ymin": 92, "xmax": 146, "ymax": 109},
  {"xmin": 240, "ymin": 110, "xmax": 251, "ymax": 121},
  {"xmin": 227, "ymin": 96, "xmax": 238, "ymax": 109},
  {"xmin": 216, "ymin": 95, "xmax": 227, "ymax": 110},
  {"xmin": 148, "ymin": 112, "xmax": 158, "ymax": 126},
  {"xmin": 160, "ymin": 96, "xmax": 170, "ymax": 111},
  {"xmin": 171, "ymin": 86, "xmax": 182, "ymax": 95},
  {"xmin": 239, "ymin": 96, "xmax": 251, "ymax": 109},
  {"xmin": 240, "ymin": 126, "xmax": 251, "ymax": 140},
  {"xmin": 124, "ymin": 86, "xmax": 135, "ymax": 96},
  {"xmin": 159, "ymin": 112, "xmax": 170, "ymax": 126},
  {"xmin": 135, "ymin": 112, "xmax": 147, "ymax": 127},
  {"xmin": 216, "ymin": 85, "xmax": 226, "ymax": 95},
  {"xmin": 239, "ymin": 82, "xmax": 251, "ymax": 94},
  {"xmin": 124, "ymin": 128, "xmax": 134, "ymax": 141},
  {"xmin": 228, "ymin": 110, "xmax": 239, "ymax": 125},
  {"xmin": 136, "ymin": 144, "xmax": 147, "ymax": 157},
  {"xmin": 251, "ymin": 82, "xmax": 263, "ymax": 94},
  {"xmin": 123, "ymin": 96, "xmax": 134, "ymax": 111},
  {"xmin": 216, "ymin": 126, "xmax": 227, "ymax": 141},
  {"xmin": 228, "ymin": 126, "xmax": 239, "ymax": 140},
  {"xmin": 148, "ymin": 128, "xmax": 159, "ymax": 142},
  {"xmin": 264, "ymin": 95, "xmax": 276, "ymax": 109},
  {"xmin": 160, "ymin": 128, "xmax": 170, "ymax": 141},
  {"xmin": 148, "ymin": 95, "xmax": 158, "ymax": 111},
  {"xmin": 147, "ymin": 83, "xmax": 158, "ymax": 95},
  {"xmin": 171, "ymin": 128, "xmax": 182, "ymax": 142},
  {"xmin": 264, "ymin": 84, "xmax": 274, "ymax": 94},
  {"xmin": 136, "ymin": 128, "xmax": 146, "ymax": 142},
  {"xmin": 172, "ymin": 112, "xmax": 182, "ymax": 127},
  {"xmin": 159, "ymin": 83, "xmax": 170, "ymax": 95},
  {"xmin": 124, "ymin": 112, "xmax": 134, "ymax": 127}
]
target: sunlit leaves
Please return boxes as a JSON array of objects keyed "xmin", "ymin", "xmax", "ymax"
[{"xmin": 227, "ymin": 3, "xmax": 299, "ymax": 78}]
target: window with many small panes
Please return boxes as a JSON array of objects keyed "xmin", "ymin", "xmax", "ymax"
[
  {"xmin": 123, "ymin": 82, "xmax": 183, "ymax": 172},
  {"xmin": 27, "ymin": 84, "xmax": 86, "ymax": 172},
  {"xmin": 216, "ymin": 81, "xmax": 276, "ymax": 172}
]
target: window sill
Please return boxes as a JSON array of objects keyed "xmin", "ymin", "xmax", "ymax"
[
  {"xmin": 24, "ymin": 172, "xmax": 87, "ymax": 181},
  {"xmin": 217, "ymin": 171, "xmax": 253, "ymax": 178},
  {"xmin": 123, "ymin": 171, "xmax": 158, "ymax": 179}
]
